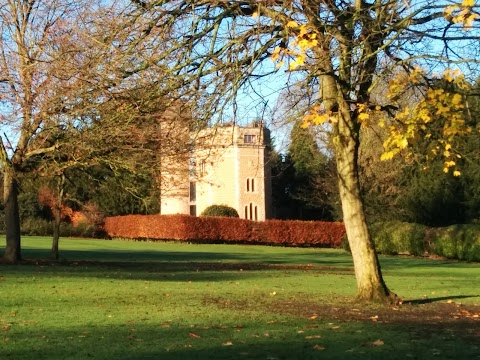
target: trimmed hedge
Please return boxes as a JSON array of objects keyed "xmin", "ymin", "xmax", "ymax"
[
  {"xmin": 369, "ymin": 221, "xmax": 428, "ymax": 256},
  {"xmin": 430, "ymin": 224, "xmax": 480, "ymax": 262},
  {"xmin": 103, "ymin": 214, "xmax": 346, "ymax": 247},
  {"xmin": 342, "ymin": 221, "xmax": 480, "ymax": 261},
  {"xmin": 200, "ymin": 205, "xmax": 239, "ymax": 218}
]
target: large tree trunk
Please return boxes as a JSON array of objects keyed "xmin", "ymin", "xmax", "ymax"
[
  {"xmin": 3, "ymin": 167, "xmax": 21, "ymax": 264},
  {"xmin": 334, "ymin": 105, "xmax": 398, "ymax": 304}
]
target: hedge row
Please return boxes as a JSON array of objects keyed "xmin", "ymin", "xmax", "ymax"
[
  {"xmin": 103, "ymin": 214, "xmax": 346, "ymax": 247},
  {"xmin": 343, "ymin": 221, "xmax": 480, "ymax": 262}
]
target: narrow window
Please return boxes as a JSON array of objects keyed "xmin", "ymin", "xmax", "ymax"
[
  {"xmin": 244, "ymin": 206, "xmax": 248, "ymax": 219},
  {"xmin": 249, "ymin": 203, "xmax": 253, "ymax": 220},
  {"xmin": 189, "ymin": 182, "xmax": 196, "ymax": 202},
  {"xmin": 190, "ymin": 205, "xmax": 197, "ymax": 216},
  {"xmin": 251, "ymin": 178, "xmax": 255, "ymax": 192},
  {"xmin": 254, "ymin": 206, "xmax": 258, "ymax": 221},
  {"xmin": 246, "ymin": 178, "xmax": 250, "ymax": 192},
  {"xmin": 189, "ymin": 158, "xmax": 196, "ymax": 176}
]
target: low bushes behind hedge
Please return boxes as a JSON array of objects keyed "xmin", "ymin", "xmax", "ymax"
[{"xmin": 19, "ymin": 217, "xmax": 103, "ymax": 238}]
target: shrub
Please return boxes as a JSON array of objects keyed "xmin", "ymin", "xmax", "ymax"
[
  {"xmin": 431, "ymin": 224, "xmax": 480, "ymax": 261},
  {"xmin": 20, "ymin": 218, "xmax": 52, "ymax": 236},
  {"xmin": 200, "ymin": 204, "xmax": 239, "ymax": 218},
  {"xmin": 343, "ymin": 221, "xmax": 480, "ymax": 262},
  {"xmin": 342, "ymin": 221, "xmax": 428, "ymax": 256},
  {"xmin": 369, "ymin": 221, "xmax": 428, "ymax": 256},
  {"xmin": 19, "ymin": 216, "xmax": 105, "ymax": 238}
]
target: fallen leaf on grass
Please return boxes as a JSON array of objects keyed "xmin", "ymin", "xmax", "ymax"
[
  {"xmin": 222, "ymin": 341, "xmax": 233, "ymax": 346},
  {"xmin": 188, "ymin": 332, "xmax": 201, "ymax": 338},
  {"xmin": 363, "ymin": 339, "xmax": 384, "ymax": 347},
  {"xmin": 305, "ymin": 335, "xmax": 321, "ymax": 339},
  {"xmin": 309, "ymin": 315, "xmax": 318, "ymax": 320},
  {"xmin": 313, "ymin": 344, "xmax": 326, "ymax": 351}
]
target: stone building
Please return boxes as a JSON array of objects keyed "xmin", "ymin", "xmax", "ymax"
[{"xmin": 160, "ymin": 124, "xmax": 272, "ymax": 221}]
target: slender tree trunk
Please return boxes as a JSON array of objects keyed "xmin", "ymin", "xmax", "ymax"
[
  {"xmin": 334, "ymin": 105, "xmax": 398, "ymax": 303},
  {"xmin": 51, "ymin": 174, "xmax": 65, "ymax": 260},
  {"xmin": 3, "ymin": 167, "xmax": 21, "ymax": 264}
]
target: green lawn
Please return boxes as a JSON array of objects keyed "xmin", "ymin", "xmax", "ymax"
[{"xmin": 1, "ymin": 236, "xmax": 479, "ymax": 359}]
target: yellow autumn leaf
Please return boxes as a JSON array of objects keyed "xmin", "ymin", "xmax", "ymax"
[
  {"xmin": 462, "ymin": 0, "xmax": 475, "ymax": 7},
  {"xmin": 451, "ymin": 93, "xmax": 463, "ymax": 106},
  {"xmin": 380, "ymin": 151, "xmax": 395, "ymax": 161},
  {"xmin": 444, "ymin": 5, "xmax": 456, "ymax": 17},
  {"xmin": 286, "ymin": 20, "xmax": 298, "ymax": 28},
  {"xmin": 453, "ymin": 170, "xmax": 461, "ymax": 176},
  {"xmin": 358, "ymin": 112, "xmax": 369, "ymax": 121},
  {"xmin": 251, "ymin": 11, "xmax": 259, "ymax": 18},
  {"xmin": 289, "ymin": 54, "xmax": 305, "ymax": 70},
  {"xmin": 271, "ymin": 47, "xmax": 281, "ymax": 62},
  {"xmin": 464, "ymin": 13, "xmax": 479, "ymax": 29}
]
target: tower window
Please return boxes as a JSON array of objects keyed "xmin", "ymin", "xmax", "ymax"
[
  {"xmin": 189, "ymin": 181, "xmax": 196, "ymax": 202},
  {"xmin": 244, "ymin": 134, "xmax": 256, "ymax": 143},
  {"xmin": 246, "ymin": 178, "xmax": 255, "ymax": 192}
]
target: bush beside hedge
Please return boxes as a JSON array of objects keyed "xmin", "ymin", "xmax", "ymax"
[
  {"xmin": 200, "ymin": 205, "xmax": 239, "ymax": 217},
  {"xmin": 342, "ymin": 221, "xmax": 480, "ymax": 261},
  {"xmin": 18, "ymin": 217, "xmax": 103, "ymax": 238},
  {"xmin": 103, "ymin": 214, "xmax": 346, "ymax": 247}
]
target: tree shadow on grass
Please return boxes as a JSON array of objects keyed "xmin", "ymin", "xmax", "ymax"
[
  {"xmin": 19, "ymin": 246, "xmax": 355, "ymax": 267},
  {"xmin": 0, "ymin": 257, "xmax": 354, "ymax": 284},
  {"xmin": 403, "ymin": 295, "xmax": 480, "ymax": 305}
]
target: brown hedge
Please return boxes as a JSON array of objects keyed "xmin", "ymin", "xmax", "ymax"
[{"xmin": 103, "ymin": 215, "xmax": 345, "ymax": 247}]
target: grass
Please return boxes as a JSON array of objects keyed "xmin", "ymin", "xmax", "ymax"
[{"xmin": 1, "ymin": 236, "xmax": 479, "ymax": 359}]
